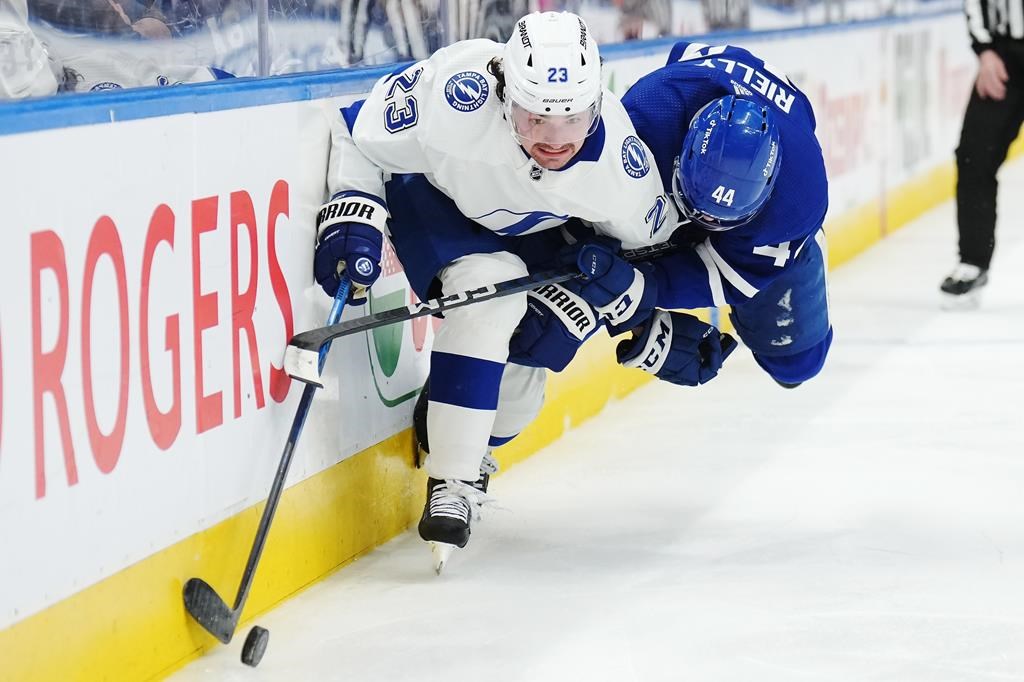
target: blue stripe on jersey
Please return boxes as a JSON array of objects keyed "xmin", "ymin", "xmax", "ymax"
[
  {"xmin": 470, "ymin": 209, "xmax": 570, "ymax": 236},
  {"xmin": 488, "ymin": 434, "xmax": 516, "ymax": 447},
  {"xmin": 341, "ymin": 99, "xmax": 365, "ymax": 134},
  {"xmin": 428, "ymin": 352, "xmax": 505, "ymax": 411}
]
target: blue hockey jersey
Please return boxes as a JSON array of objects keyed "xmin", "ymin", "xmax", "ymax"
[{"xmin": 622, "ymin": 41, "xmax": 829, "ymax": 309}]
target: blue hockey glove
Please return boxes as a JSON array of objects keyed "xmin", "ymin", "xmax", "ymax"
[
  {"xmin": 508, "ymin": 283, "xmax": 603, "ymax": 371},
  {"xmin": 563, "ymin": 239, "xmax": 657, "ymax": 333},
  {"xmin": 616, "ymin": 310, "xmax": 737, "ymax": 386},
  {"xmin": 313, "ymin": 191, "xmax": 388, "ymax": 303}
]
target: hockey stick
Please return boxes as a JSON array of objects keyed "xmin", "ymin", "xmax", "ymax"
[
  {"xmin": 183, "ymin": 277, "xmax": 352, "ymax": 645},
  {"xmin": 284, "ymin": 241, "xmax": 679, "ymax": 385}
]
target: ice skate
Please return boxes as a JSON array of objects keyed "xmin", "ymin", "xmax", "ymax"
[
  {"xmin": 940, "ymin": 262, "xmax": 988, "ymax": 309},
  {"xmin": 418, "ymin": 473, "xmax": 495, "ymax": 574},
  {"xmin": 430, "ymin": 541, "xmax": 455, "ymax": 575}
]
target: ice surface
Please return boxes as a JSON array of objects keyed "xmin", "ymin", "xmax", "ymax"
[{"xmin": 170, "ymin": 162, "xmax": 1024, "ymax": 682}]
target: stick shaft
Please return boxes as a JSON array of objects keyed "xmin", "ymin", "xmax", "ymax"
[
  {"xmin": 230, "ymin": 278, "xmax": 350, "ymax": 614},
  {"xmin": 288, "ymin": 242, "xmax": 677, "ymax": 354}
]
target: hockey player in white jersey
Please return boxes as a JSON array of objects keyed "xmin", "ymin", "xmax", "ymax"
[{"xmin": 312, "ymin": 11, "xmax": 675, "ymax": 571}]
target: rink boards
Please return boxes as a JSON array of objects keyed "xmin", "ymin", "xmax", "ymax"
[{"xmin": 0, "ymin": 11, "xmax": 989, "ymax": 681}]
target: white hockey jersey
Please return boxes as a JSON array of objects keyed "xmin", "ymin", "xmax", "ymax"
[{"xmin": 327, "ymin": 39, "xmax": 676, "ymax": 249}]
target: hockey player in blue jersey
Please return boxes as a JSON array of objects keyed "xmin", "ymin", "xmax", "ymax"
[
  {"xmin": 610, "ymin": 40, "xmax": 833, "ymax": 387},
  {"xmin": 508, "ymin": 40, "xmax": 833, "ymax": 397}
]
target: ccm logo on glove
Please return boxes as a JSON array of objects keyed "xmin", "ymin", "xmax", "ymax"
[
  {"xmin": 617, "ymin": 310, "xmax": 737, "ymax": 387},
  {"xmin": 634, "ymin": 314, "xmax": 673, "ymax": 372}
]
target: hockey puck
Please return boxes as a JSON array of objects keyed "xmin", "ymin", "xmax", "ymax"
[{"xmin": 240, "ymin": 625, "xmax": 269, "ymax": 667}]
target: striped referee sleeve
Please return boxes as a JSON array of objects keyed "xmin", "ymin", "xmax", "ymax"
[
  {"xmin": 965, "ymin": 0, "xmax": 994, "ymax": 52},
  {"xmin": 1010, "ymin": 0, "xmax": 1024, "ymax": 39}
]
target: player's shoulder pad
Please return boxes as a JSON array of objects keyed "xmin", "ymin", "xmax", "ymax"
[
  {"xmin": 666, "ymin": 41, "xmax": 696, "ymax": 65},
  {"xmin": 424, "ymin": 39, "xmax": 502, "ymax": 115},
  {"xmin": 667, "ymin": 40, "xmax": 757, "ymax": 67},
  {"xmin": 595, "ymin": 94, "xmax": 656, "ymax": 179}
]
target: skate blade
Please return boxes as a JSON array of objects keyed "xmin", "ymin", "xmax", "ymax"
[
  {"xmin": 940, "ymin": 290, "xmax": 984, "ymax": 311},
  {"xmin": 430, "ymin": 542, "xmax": 456, "ymax": 575}
]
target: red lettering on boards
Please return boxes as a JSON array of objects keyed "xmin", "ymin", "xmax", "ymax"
[
  {"xmin": 21, "ymin": 182, "xmax": 297, "ymax": 498},
  {"xmin": 230, "ymin": 191, "xmax": 266, "ymax": 418},
  {"xmin": 81, "ymin": 216, "xmax": 130, "ymax": 474},
  {"xmin": 191, "ymin": 196, "xmax": 224, "ymax": 435},
  {"xmin": 140, "ymin": 204, "xmax": 183, "ymax": 450},
  {"xmin": 266, "ymin": 180, "xmax": 294, "ymax": 404},
  {"xmin": 31, "ymin": 231, "xmax": 77, "ymax": 498}
]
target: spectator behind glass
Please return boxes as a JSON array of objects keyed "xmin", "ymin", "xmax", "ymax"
[
  {"xmin": 27, "ymin": 0, "xmax": 233, "ymax": 93},
  {"xmin": 29, "ymin": 0, "xmax": 171, "ymax": 37},
  {"xmin": 1, "ymin": 0, "xmax": 59, "ymax": 98},
  {"xmin": 617, "ymin": 0, "xmax": 671, "ymax": 39}
]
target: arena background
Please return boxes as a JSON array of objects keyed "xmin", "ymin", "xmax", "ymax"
[{"xmin": 1, "ymin": 1, "xmax": 1016, "ymax": 679}]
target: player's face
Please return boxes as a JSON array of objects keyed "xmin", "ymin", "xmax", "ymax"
[{"xmin": 510, "ymin": 101, "xmax": 599, "ymax": 169}]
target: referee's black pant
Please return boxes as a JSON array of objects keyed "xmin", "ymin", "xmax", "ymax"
[{"xmin": 956, "ymin": 40, "xmax": 1024, "ymax": 271}]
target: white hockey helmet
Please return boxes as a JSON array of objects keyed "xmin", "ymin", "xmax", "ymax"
[{"xmin": 501, "ymin": 11, "xmax": 603, "ymax": 146}]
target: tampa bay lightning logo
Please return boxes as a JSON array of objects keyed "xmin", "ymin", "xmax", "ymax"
[
  {"xmin": 621, "ymin": 136, "xmax": 650, "ymax": 178},
  {"xmin": 444, "ymin": 71, "xmax": 489, "ymax": 113}
]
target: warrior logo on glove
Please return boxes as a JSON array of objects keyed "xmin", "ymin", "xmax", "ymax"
[
  {"xmin": 313, "ymin": 191, "xmax": 389, "ymax": 303},
  {"xmin": 317, "ymin": 198, "xmax": 378, "ymax": 224},
  {"xmin": 354, "ymin": 257, "xmax": 375, "ymax": 278}
]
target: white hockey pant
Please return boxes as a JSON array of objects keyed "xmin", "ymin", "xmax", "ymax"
[{"xmin": 424, "ymin": 251, "xmax": 529, "ymax": 481}]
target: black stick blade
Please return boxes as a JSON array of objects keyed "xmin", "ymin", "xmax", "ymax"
[{"xmin": 183, "ymin": 577, "xmax": 238, "ymax": 644}]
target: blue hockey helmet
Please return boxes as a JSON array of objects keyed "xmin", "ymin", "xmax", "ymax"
[{"xmin": 673, "ymin": 96, "xmax": 781, "ymax": 231}]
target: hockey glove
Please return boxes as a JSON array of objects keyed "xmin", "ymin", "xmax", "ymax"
[
  {"xmin": 313, "ymin": 191, "xmax": 388, "ymax": 303},
  {"xmin": 508, "ymin": 283, "xmax": 603, "ymax": 371},
  {"xmin": 616, "ymin": 310, "xmax": 737, "ymax": 387},
  {"xmin": 563, "ymin": 239, "xmax": 657, "ymax": 334}
]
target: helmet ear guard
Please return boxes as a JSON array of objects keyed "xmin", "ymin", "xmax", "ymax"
[{"xmin": 673, "ymin": 96, "xmax": 782, "ymax": 231}]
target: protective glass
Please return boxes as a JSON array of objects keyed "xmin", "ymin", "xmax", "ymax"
[{"xmin": 508, "ymin": 100, "xmax": 601, "ymax": 146}]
